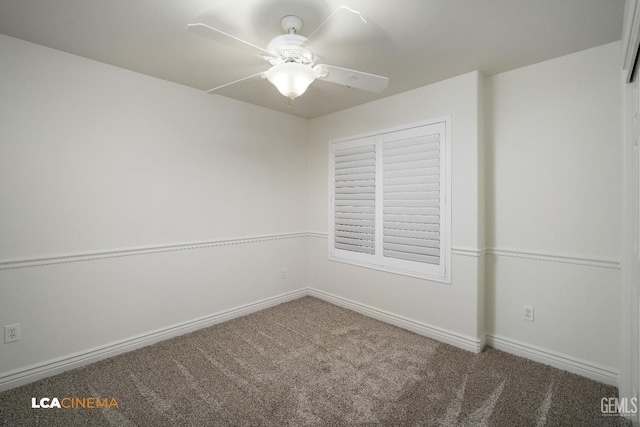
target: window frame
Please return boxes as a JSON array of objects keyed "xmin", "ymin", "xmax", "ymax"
[{"xmin": 328, "ymin": 117, "xmax": 452, "ymax": 283}]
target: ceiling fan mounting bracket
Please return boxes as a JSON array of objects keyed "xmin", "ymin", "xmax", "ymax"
[{"xmin": 281, "ymin": 15, "xmax": 303, "ymax": 34}]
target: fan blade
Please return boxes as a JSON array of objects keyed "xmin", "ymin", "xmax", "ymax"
[
  {"xmin": 187, "ymin": 23, "xmax": 273, "ymax": 59},
  {"xmin": 315, "ymin": 65, "xmax": 389, "ymax": 93},
  {"xmin": 302, "ymin": 6, "xmax": 367, "ymax": 48},
  {"xmin": 206, "ymin": 71, "xmax": 266, "ymax": 93}
]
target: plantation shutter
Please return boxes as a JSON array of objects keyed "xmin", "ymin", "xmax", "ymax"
[
  {"xmin": 333, "ymin": 142, "xmax": 376, "ymax": 256},
  {"xmin": 329, "ymin": 119, "xmax": 449, "ymax": 282},
  {"xmin": 382, "ymin": 131, "xmax": 441, "ymax": 265}
]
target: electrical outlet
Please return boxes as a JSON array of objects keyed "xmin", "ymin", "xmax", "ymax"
[
  {"xmin": 280, "ymin": 269, "xmax": 287, "ymax": 279},
  {"xmin": 523, "ymin": 306, "xmax": 534, "ymax": 322},
  {"xmin": 4, "ymin": 324, "xmax": 20, "ymax": 343}
]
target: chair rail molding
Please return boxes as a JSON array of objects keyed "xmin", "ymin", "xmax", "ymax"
[
  {"xmin": 487, "ymin": 248, "xmax": 620, "ymax": 270},
  {"xmin": 0, "ymin": 232, "xmax": 309, "ymax": 270}
]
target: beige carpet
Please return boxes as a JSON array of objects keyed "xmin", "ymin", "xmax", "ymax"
[{"xmin": 0, "ymin": 296, "xmax": 630, "ymax": 426}]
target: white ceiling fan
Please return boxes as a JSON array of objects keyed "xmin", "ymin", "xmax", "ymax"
[{"xmin": 186, "ymin": 6, "xmax": 389, "ymax": 100}]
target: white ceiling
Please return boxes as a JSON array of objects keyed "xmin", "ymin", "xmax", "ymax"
[{"xmin": 0, "ymin": 0, "xmax": 625, "ymax": 119}]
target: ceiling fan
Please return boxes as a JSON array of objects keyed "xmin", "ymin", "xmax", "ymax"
[{"xmin": 186, "ymin": 6, "xmax": 389, "ymax": 100}]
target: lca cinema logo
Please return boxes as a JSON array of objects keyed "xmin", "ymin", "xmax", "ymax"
[
  {"xmin": 601, "ymin": 397, "xmax": 638, "ymax": 416},
  {"xmin": 31, "ymin": 397, "xmax": 119, "ymax": 409}
]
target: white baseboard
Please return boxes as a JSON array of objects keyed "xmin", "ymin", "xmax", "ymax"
[
  {"xmin": 486, "ymin": 334, "xmax": 618, "ymax": 386},
  {"xmin": 307, "ymin": 288, "xmax": 484, "ymax": 353},
  {"xmin": 307, "ymin": 289, "xmax": 618, "ymax": 386},
  {"xmin": 0, "ymin": 287, "xmax": 618, "ymax": 392},
  {"xmin": 0, "ymin": 288, "xmax": 307, "ymax": 392}
]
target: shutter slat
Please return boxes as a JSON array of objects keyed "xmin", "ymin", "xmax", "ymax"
[
  {"xmin": 336, "ymin": 145, "xmax": 375, "ymax": 157},
  {"xmin": 335, "ymin": 173, "xmax": 376, "ymax": 185},
  {"xmin": 335, "ymin": 193, "xmax": 375, "ymax": 200},
  {"xmin": 384, "ymin": 167, "xmax": 438, "ymax": 178},
  {"xmin": 384, "ymin": 236, "xmax": 439, "ymax": 248},
  {"xmin": 336, "ymin": 186, "xmax": 376, "ymax": 194},
  {"xmin": 384, "ymin": 214, "xmax": 439, "ymax": 224},
  {"xmin": 336, "ymin": 158, "xmax": 376, "ymax": 169},
  {"xmin": 337, "ymin": 230, "xmax": 376, "ymax": 240},
  {"xmin": 384, "ymin": 222, "xmax": 439, "ymax": 232},
  {"xmin": 384, "ymin": 183, "xmax": 439, "ymax": 193},
  {"xmin": 384, "ymin": 161, "xmax": 439, "ymax": 173},
  {"xmin": 385, "ymin": 191, "xmax": 439, "ymax": 200},
  {"xmin": 384, "ymin": 199, "xmax": 439, "ymax": 208},
  {"xmin": 335, "ymin": 218, "xmax": 376, "ymax": 227},
  {"xmin": 385, "ymin": 175, "xmax": 439, "ymax": 186},
  {"xmin": 383, "ymin": 250, "xmax": 439, "ymax": 264},
  {"xmin": 335, "ymin": 237, "xmax": 375, "ymax": 247},
  {"xmin": 335, "ymin": 179, "xmax": 375, "ymax": 188},
  {"xmin": 383, "ymin": 151, "xmax": 439, "ymax": 165},
  {"xmin": 335, "ymin": 225, "xmax": 375, "ymax": 234},
  {"xmin": 383, "ymin": 141, "xmax": 439, "ymax": 157},
  {"xmin": 337, "ymin": 243, "xmax": 375, "ymax": 254},
  {"xmin": 335, "ymin": 199, "xmax": 375, "ymax": 207},
  {"xmin": 336, "ymin": 206, "xmax": 375, "ymax": 214},
  {"xmin": 336, "ymin": 165, "xmax": 375, "ymax": 175},
  {"xmin": 382, "ymin": 134, "xmax": 440, "ymax": 149},
  {"xmin": 384, "ymin": 229, "xmax": 439, "ymax": 240},
  {"xmin": 335, "ymin": 212, "xmax": 375, "ymax": 221},
  {"xmin": 382, "ymin": 151, "xmax": 433, "ymax": 164},
  {"xmin": 384, "ymin": 207, "xmax": 440, "ymax": 216},
  {"xmin": 384, "ymin": 243, "xmax": 439, "ymax": 256},
  {"xmin": 335, "ymin": 151, "xmax": 375, "ymax": 163}
]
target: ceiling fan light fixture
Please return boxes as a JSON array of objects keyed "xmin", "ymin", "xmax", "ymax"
[{"xmin": 266, "ymin": 62, "xmax": 316, "ymax": 99}]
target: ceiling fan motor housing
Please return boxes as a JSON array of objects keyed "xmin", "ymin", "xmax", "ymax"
[{"xmin": 267, "ymin": 33, "xmax": 314, "ymax": 65}]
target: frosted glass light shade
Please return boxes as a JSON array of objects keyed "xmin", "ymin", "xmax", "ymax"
[{"xmin": 266, "ymin": 63, "xmax": 316, "ymax": 99}]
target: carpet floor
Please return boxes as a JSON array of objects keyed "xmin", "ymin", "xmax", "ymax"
[{"xmin": 0, "ymin": 296, "xmax": 631, "ymax": 426}]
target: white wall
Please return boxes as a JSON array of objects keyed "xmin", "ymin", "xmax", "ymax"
[
  {"xmin": 485, "ymin": 41, "xmax": 622, "ymax": 378},
  {"xmin": 306, "ymin": 71, "xmax": 485, "ymax": 349},
  {"xmin": 0, "ymin": 33, "xmax": 624, "ymax": 390},
  {"xmin": 0, "ymin": 35, "xmax": 309, "ymax": 387},
  {"xmin": 306, "ymin": 41, "xmax": 622, "ymax": 384}
]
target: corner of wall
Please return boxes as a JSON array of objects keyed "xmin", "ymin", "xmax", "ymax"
[{"xmin": 475, "ymin": 70, "xmax": 487, "ymax": 341}]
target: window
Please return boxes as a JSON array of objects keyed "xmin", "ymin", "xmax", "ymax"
[{"xmin": 329, "ymin": 118, "xmax": 451, "ymax": 282}]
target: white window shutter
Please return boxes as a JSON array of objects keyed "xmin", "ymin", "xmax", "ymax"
[
  {"xmin": 331, "ymin": 139, "xmax": 377, "ymax": 261},
  {"xmin": 329, "ymin": 119, "xmax": 450, "ymax": 282},
  {"xmin": 382, "ymin": 132, "xmax": 441, "ymax": 265}
]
